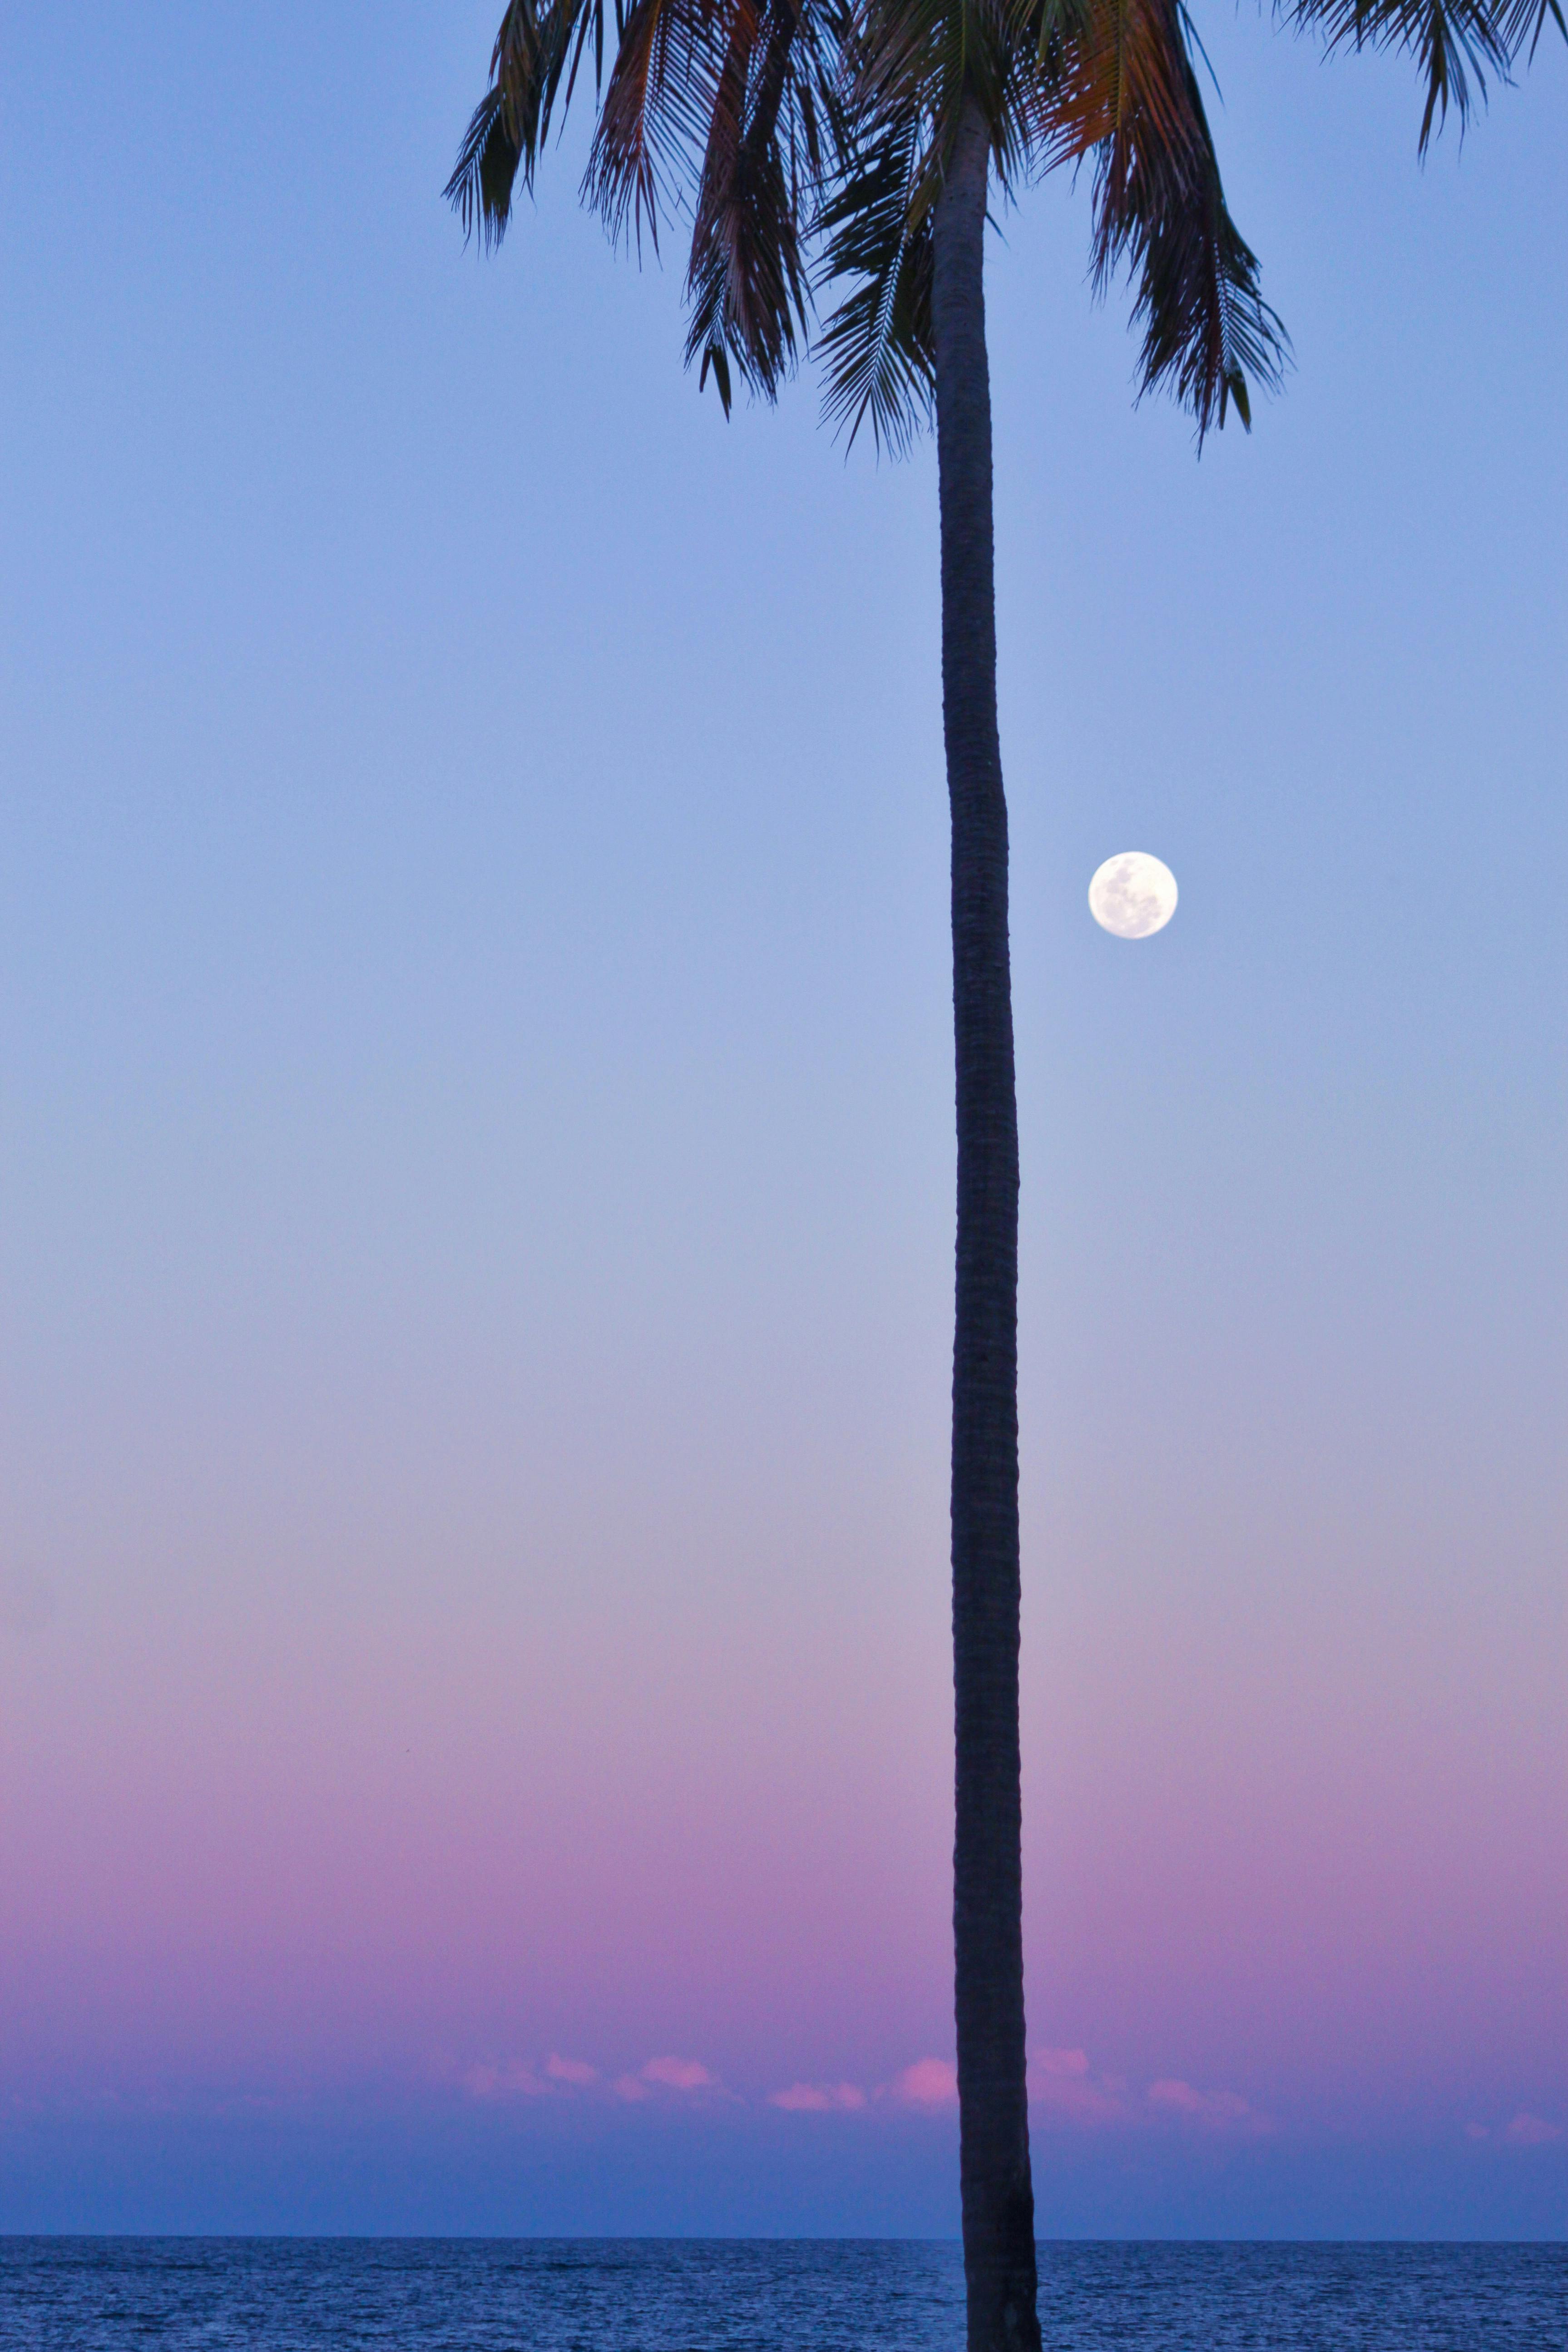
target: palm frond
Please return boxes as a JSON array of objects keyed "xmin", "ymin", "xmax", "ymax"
[
  {"xmin": 1281, "ymin": 0, "xmax": 1514, "ymax": 149},
  {"xmin": 1127, "ymin": 163, "xmax": 1287, "ymax": 434},
  {"xmin": 445, "ymin": 83, "xmax": 526, "ymax": 245},
  {"xmin": 683, "ymin": 0, "xmax": 821, "ymax": 402},
  {"xmin": 1498, "ymin": 0, "xmax": 1567, "ymax": 56},
  {"xmin": 584, "ymin": 0, "xmax": 825, "ymax": 391},
  {"xmin": 816, "ymin": 106, "xmax": 936, "ymax": 448},
  {"xmin": 450, "ymin": 0, "xmax": 1291, "ymax": 441},
  {"xmin": 1078, "ymin": 0, "xmax": 1287, "ymax": 437},
  {"xmin": 445, "ymin": 0, "xmax": 617, "ymax": 242},
  {"xmin": 851, "ymin": 0, "xmax": 997, "ymax": 194},
  {"xmin": 586, "ymin": 0, "xmax": 715, "ymax": 249},
  {"xmin": 1018, "ymin": 0, "xmax": 1196, "ymax": 177}
]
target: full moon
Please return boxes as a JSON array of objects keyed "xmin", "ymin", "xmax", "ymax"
[{"xmin": 1088, "ymin": 851, "xmax": 1178, "ymax": 939}]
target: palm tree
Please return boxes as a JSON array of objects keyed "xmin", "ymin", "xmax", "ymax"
[{"xmin": 446, "ymin": 1, "xmax": 1553, "ymax": 2341}]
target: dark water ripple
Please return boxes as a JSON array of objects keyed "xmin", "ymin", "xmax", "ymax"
[{"xmin": 2, "ymin": 2238, "xmax": 1563, "ymax": 2350}]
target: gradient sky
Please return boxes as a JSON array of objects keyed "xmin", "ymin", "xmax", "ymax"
[{"xmin": 2, "ymin": 0, "xmax": 1565, "ymax": 2238}]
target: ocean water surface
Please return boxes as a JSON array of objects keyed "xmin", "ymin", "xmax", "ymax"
[{"xmin": 2, "ymin": 2238, "xmax": 1563, "ymax": 2349}]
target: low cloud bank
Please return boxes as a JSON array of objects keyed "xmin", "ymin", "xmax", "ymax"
[{"xmin": 448, "ymin": 2045, "xmax": 1430, "ymax": 2146}]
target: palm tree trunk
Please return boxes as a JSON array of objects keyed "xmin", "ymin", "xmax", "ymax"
[{"xmin": 931, "ymin": 86, "xmax": 1042, "ymax": 2352}]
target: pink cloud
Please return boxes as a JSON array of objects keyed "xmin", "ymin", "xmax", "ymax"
[
  {"xmin": 889, "ymin": 2058, "xmax": 958, "ymax": 2109},
  {"xmin": 1030, "ymin": 2047, "xmax": 1128, "ymax": 2127},
  {"xmin": 640, "ymin": 2056, "xmax": 718, "ymax": 2093},
  {"xmin": 460, "ymin": 2060, "xmax": 547, "ymax": 2101},
  {"xmin": 612, "ymin": 2072, "xmax": 652, "ymax": 2102},
  {"xmin": 544, "ymin": 2053, "xmax": 598, "ymax": 2086},
  {"xmin": 768, "ymin": 2081, "xmax": 866, "ymax": 2113},
  {"xmin": 1502, "ymin": 2112, "xmax": 1563, "ymax": 2147},
  {"xmin": 1148, "ymin": 2079, "xmax": 1273, "ymax": 2136}
]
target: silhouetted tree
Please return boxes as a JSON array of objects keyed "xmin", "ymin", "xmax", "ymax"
[{"xmin": 447, "ymin": 0, "xmax": 1555, "ymax": 2334}]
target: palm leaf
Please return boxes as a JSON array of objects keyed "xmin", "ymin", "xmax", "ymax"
[
  {"xmin": 684, "ymin": 0, "xmax": 825, "ymax": 401},
  {"xmin": 816, "ymin": 105, "xmax": 936, "ymax": 448},
  {"xmin": 1498, "ymin": 0, "xmax": 1567, "ymax": 56},
  {"xmin": 587, "ymin": 0, "xmax": 719, "ymax": 248},
  {"xmin": 1282, "ymin": 0, "xmax": 1514, "ymax": 149},
  {"xmin": 1059, "ymin": 0, "xmax": 1286, "ymax": 436},
  {"xmin": 446, "ymin": 0, "xmax": 622, "ymax": 242},
  {"xmin": 446, "ymin": 84, "xmax": 526, "ymax": 244}
]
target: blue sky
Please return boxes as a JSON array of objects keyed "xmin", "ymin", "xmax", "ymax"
[{"xmin": 2, "ymin": 0, "xmax": 1564, "ymax": 2236}]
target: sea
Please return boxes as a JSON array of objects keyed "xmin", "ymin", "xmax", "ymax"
[{"xmin": 2, "ymin": 2238, "xmax": 1564, "ymax": 2350}]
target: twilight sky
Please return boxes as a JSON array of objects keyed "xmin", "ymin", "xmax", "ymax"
[{"xmin": 2, "ymin": 0, "xmax": 1565, "ymax": 2238}]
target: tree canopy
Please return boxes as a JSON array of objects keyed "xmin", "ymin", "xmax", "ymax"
[{"xmin": 447, "ymin": 0, "xmax": 1557, "ymax": 449}]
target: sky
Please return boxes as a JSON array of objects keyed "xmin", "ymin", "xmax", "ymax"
[{"xmin": 2, "ymin": 0, "xmax": 1565, "ymax": 2239}]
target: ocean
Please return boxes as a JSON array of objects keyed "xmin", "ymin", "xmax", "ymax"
[{"xmin": 2, "ymin": 2238, "xmax": 1563, "ymax": 2349}]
